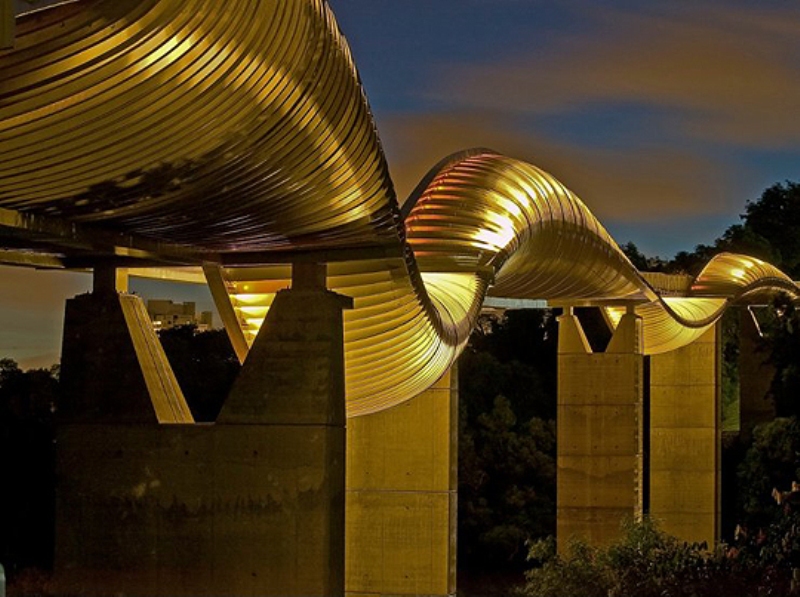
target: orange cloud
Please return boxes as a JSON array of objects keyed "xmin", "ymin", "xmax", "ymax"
[{"xmin": 432, "ymin": 3, "xmax": 800, "ymax": 148}]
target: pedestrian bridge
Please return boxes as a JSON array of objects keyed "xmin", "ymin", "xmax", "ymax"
[
  {"xmin": 1, "ymin": 0, "xmax": 796, "ymax": 416},
  {"xmin": 0, "ymin": 2, "xmax": 797, "ymax": 596}
]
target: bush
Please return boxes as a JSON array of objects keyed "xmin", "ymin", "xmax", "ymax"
[
  {"xmin": 521, "ymin": 535, "xmax": 607, "ymax": 597},
  {"xmin": 520, "ymin": 517, "xmax": 797, "ymax": 597}
]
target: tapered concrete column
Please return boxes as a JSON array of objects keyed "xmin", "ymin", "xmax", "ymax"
[
  {"xmin": 557, "ymin": 307, "xmax": 644, "ymax": 549},
  {"xmin": 739, "ymin": 308, "xmax": 775, "ymax": 439},
  {"xmin": 346, "ymin": 368, "xmax": 457, "ymax": 597},
  {"xmin": 56, "ymin": 287, "xmax": 195, "ymax": 594},
  {"xmin": 649, "ymin": 325, "xmax": 720, "ymax": 546}
]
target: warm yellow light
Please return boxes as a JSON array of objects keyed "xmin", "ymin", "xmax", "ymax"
[
  {"xmin": 232, "ymin": 293, "xmax": 271, "ymax": 305},
  {"xmin": 244, "ymin": 317, "xmax": 265, "ymax": 329},
  {"xmin": 237, "ymin": 306, "xmax": 269, "ymax": 316},
  {"xmin": 4, "ymin": 0, "xmax": 799, "ymax": 419},
  {"xmin": 472, "ymin": 213, "xmax": 516, "ymax": 250}
]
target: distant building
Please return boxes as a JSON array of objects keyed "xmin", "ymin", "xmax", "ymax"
[{"xmin": 146, "ymin": 299, "xmax": 213, "ymax": 331}]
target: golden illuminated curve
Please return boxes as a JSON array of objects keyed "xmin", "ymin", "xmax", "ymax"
[{"xmin": 1, "ymin": 0, "xmax": 798, "ymax": 416}]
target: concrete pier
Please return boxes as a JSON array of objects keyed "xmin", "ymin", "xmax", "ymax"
[
  {"xmin": 556, "ymin": 308, "xmax": 644, "ymax": 549},
  {"xmin": 56, "ymin": 266, "xmax": 352, "ymax": 596},
  {"xmin": 346, "ymin": 369, "xmax": 458, "ymax": 597},
  {"xmin": 649, "ymin": 325, "xmax": 720, "ymax": 547}
]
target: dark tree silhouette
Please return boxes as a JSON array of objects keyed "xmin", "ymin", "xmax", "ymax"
[
  {"xmin": 458, "ymin": 310, "xmax": 558, "ymax": 595},
  {"xmin": 157, "ymin": 325, "xmax": 240, "ymax": 422},
  {"xmin": 0, "ymin": 358, "xmax": 59, "ymax": 575}
]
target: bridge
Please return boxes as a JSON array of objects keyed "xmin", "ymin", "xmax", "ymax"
[{"xmin": 1, "ymin": 1, "xmax": 797, "ymax": 595}]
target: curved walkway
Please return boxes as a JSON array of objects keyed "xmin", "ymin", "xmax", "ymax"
[{"xmin": 1, "ymin": 0, "xmax": 797, "ymax": 415}]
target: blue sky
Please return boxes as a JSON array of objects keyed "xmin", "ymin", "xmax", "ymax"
[
  {"xmin": 331, "ymin": 0, "xmax": 800, "ymax": 256},
  {"xmin": 3, "ymin": 0, "xmax": 800, "ymax": 367}
]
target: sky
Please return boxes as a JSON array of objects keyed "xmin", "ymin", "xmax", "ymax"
[
  {"xmin": 3, "ymin": 0, "xmax": 800, "ymax": 368},
  {"xmin": 331, "ymin": 0, "xmax": 800, "ymax": 254}
]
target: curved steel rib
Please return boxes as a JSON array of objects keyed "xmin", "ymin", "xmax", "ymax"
[{"xmin": 1, "ymin": 0, "xmax": 798, "ymax": 416}]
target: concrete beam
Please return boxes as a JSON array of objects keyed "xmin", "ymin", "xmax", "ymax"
[
  {"xmin": 0, "ymin": 205, "xmax": 205, "ymax": 266},
  {"xmin": 203, "ymin": 263, "xmax": 249, "ymax": 364},
  {"xmin": 0, "ymin": 249, "xmax": 65, "ymax": 269}
]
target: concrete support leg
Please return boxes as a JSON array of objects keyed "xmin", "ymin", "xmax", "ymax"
[
  {"xmin": 214, "ymin": 278, "xmax": 352, "ymax": 596},
  {"xmin": 56, "ymin": 287, "xmax": 195, "ymax": 593},
  {"xmin": 739, "ymin": 308, "xmax": 775, "ymax": 439},
  {"xmin": 557, "ymin": 308, "xmax": 644, "ymax": 549},
  {"xmin": 649, "ymin": 325, "xmax": 720, "ymax": 546},
  {"xmin": 345, "ymin": 369, "xmax": 457, "ymax": 597}
]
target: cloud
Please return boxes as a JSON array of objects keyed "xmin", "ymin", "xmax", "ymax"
[
  {"xmin": 431, "ymin": 2, "xmax": 800, "ymax": 149},
  {"xmin": 371, "ymin": 0, "xmax": 798, "ymax": 245},
  {"xmin": 0, "ymin": 267, "xmax": 90, "ymax": 310},
  {"xmin": 379, "ymin": 110, "xmax": 744, "ymax": 223},
  {"xmin": 0, "ymin": 267, "xmax": 90, "ymax": 367}
]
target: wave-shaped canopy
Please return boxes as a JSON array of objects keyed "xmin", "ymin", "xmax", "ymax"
[{"xmin": 1, "ymin": 0, "xmax": 797, "ymax": 416}]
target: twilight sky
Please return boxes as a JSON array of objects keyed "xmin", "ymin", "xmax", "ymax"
[
  {"xmin": 332, "ymin": 0, "xmax": 800, "ymax": 255},
  {"xmin": 3, "ymin": 0, "xmax": 800, "ymax": 368}
]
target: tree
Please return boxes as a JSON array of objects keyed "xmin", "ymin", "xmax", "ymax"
[
  {"xmin": 0, "ymin": 358, "xmax": 59, "ymax": 575},
  {"xmin": 459, "ymin": 395, "xmax": 556, "ymax": 563},
  {"xmin": 758, "ymin": 298, "xmax": 800, "ymax": 420},
  {"xmin": 720, "ymin": 309, "xmax": 740, "ymax": 432},
  {"xmin": 620, "ymin": 241, "xmax": 667, "ymax": 272},
  {"xmin": 621, "ymin": 241, "xmax": 649, "ymax": 271},
  {"xmin": 521, "ymin": 517, "xmax": 792, "ymax": 597},
  {"xmin": 737, "ymin": 416, "xmax": 800, "ymax": 529},
  {"xmin": 465, "ymin": 310, "xmax": 557, "ymax": 419},
  {"xmin": 662, "ymin": 181, "xmax": 800, "ymax": 276},
  {"xmin": 458, "ymin": 310, "xmax": 558, "ymax": 594},
  {"xmin": 741, "ymin": 182, "xmax": 800, "ymax": 277},
  {"xmin": 157, "ymin": 325, "xmax": 240, "ymax": 422}
]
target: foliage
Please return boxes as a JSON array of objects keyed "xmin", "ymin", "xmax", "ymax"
[
  {"xmin": 620, "ymin": 241, "xmax": 668, "ymax": 272},
  {"xmin": 738, "ymin": 417, "xmax": 800, "ymax": 527},
  {"xmin": 458, "ymin": 310, "xmax": 557, "ymax": 588},
  {"xmin": 659, "ymin": 181, "xmax": 800, "ymax": 276},
  {"xmin": 758, "ymin": 298, "xmax": 800, "ymax": 420},
  {"xmin": 741, "ymin": 181, "xmax": 800, "ymax": 277},
  {"xmin": 0, "ymin": 358, "xmax": 59, "ymax": 575},
  {"xmin": 459, "ymin": 396, "xmax": 556, "ymax": 565},
  {"xmin": 521, "ymin": 517, "xmax": 795, "ymax": 597},
  {"xmin": 157, "ymin": 325, "xmax": 240, "ymax": 421},
  {"xmin": 521, "ymin": 535, "xmax": 607, "ymax": 597},
  {"xmin": 732, "ymin": 298, "xmax": 800, "ymax": 529},
  {"xmin": 461, "ymin": 310, "xmax": 557, "ymax": 425},
  {"xmin": 721, "ymin": 309, "xmax": 740, "ymax": 432}
]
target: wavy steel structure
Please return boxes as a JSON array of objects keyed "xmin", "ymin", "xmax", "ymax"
[{"xmin": 1, "ymin": 0, "xmax": 798, "ymax": 416}]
